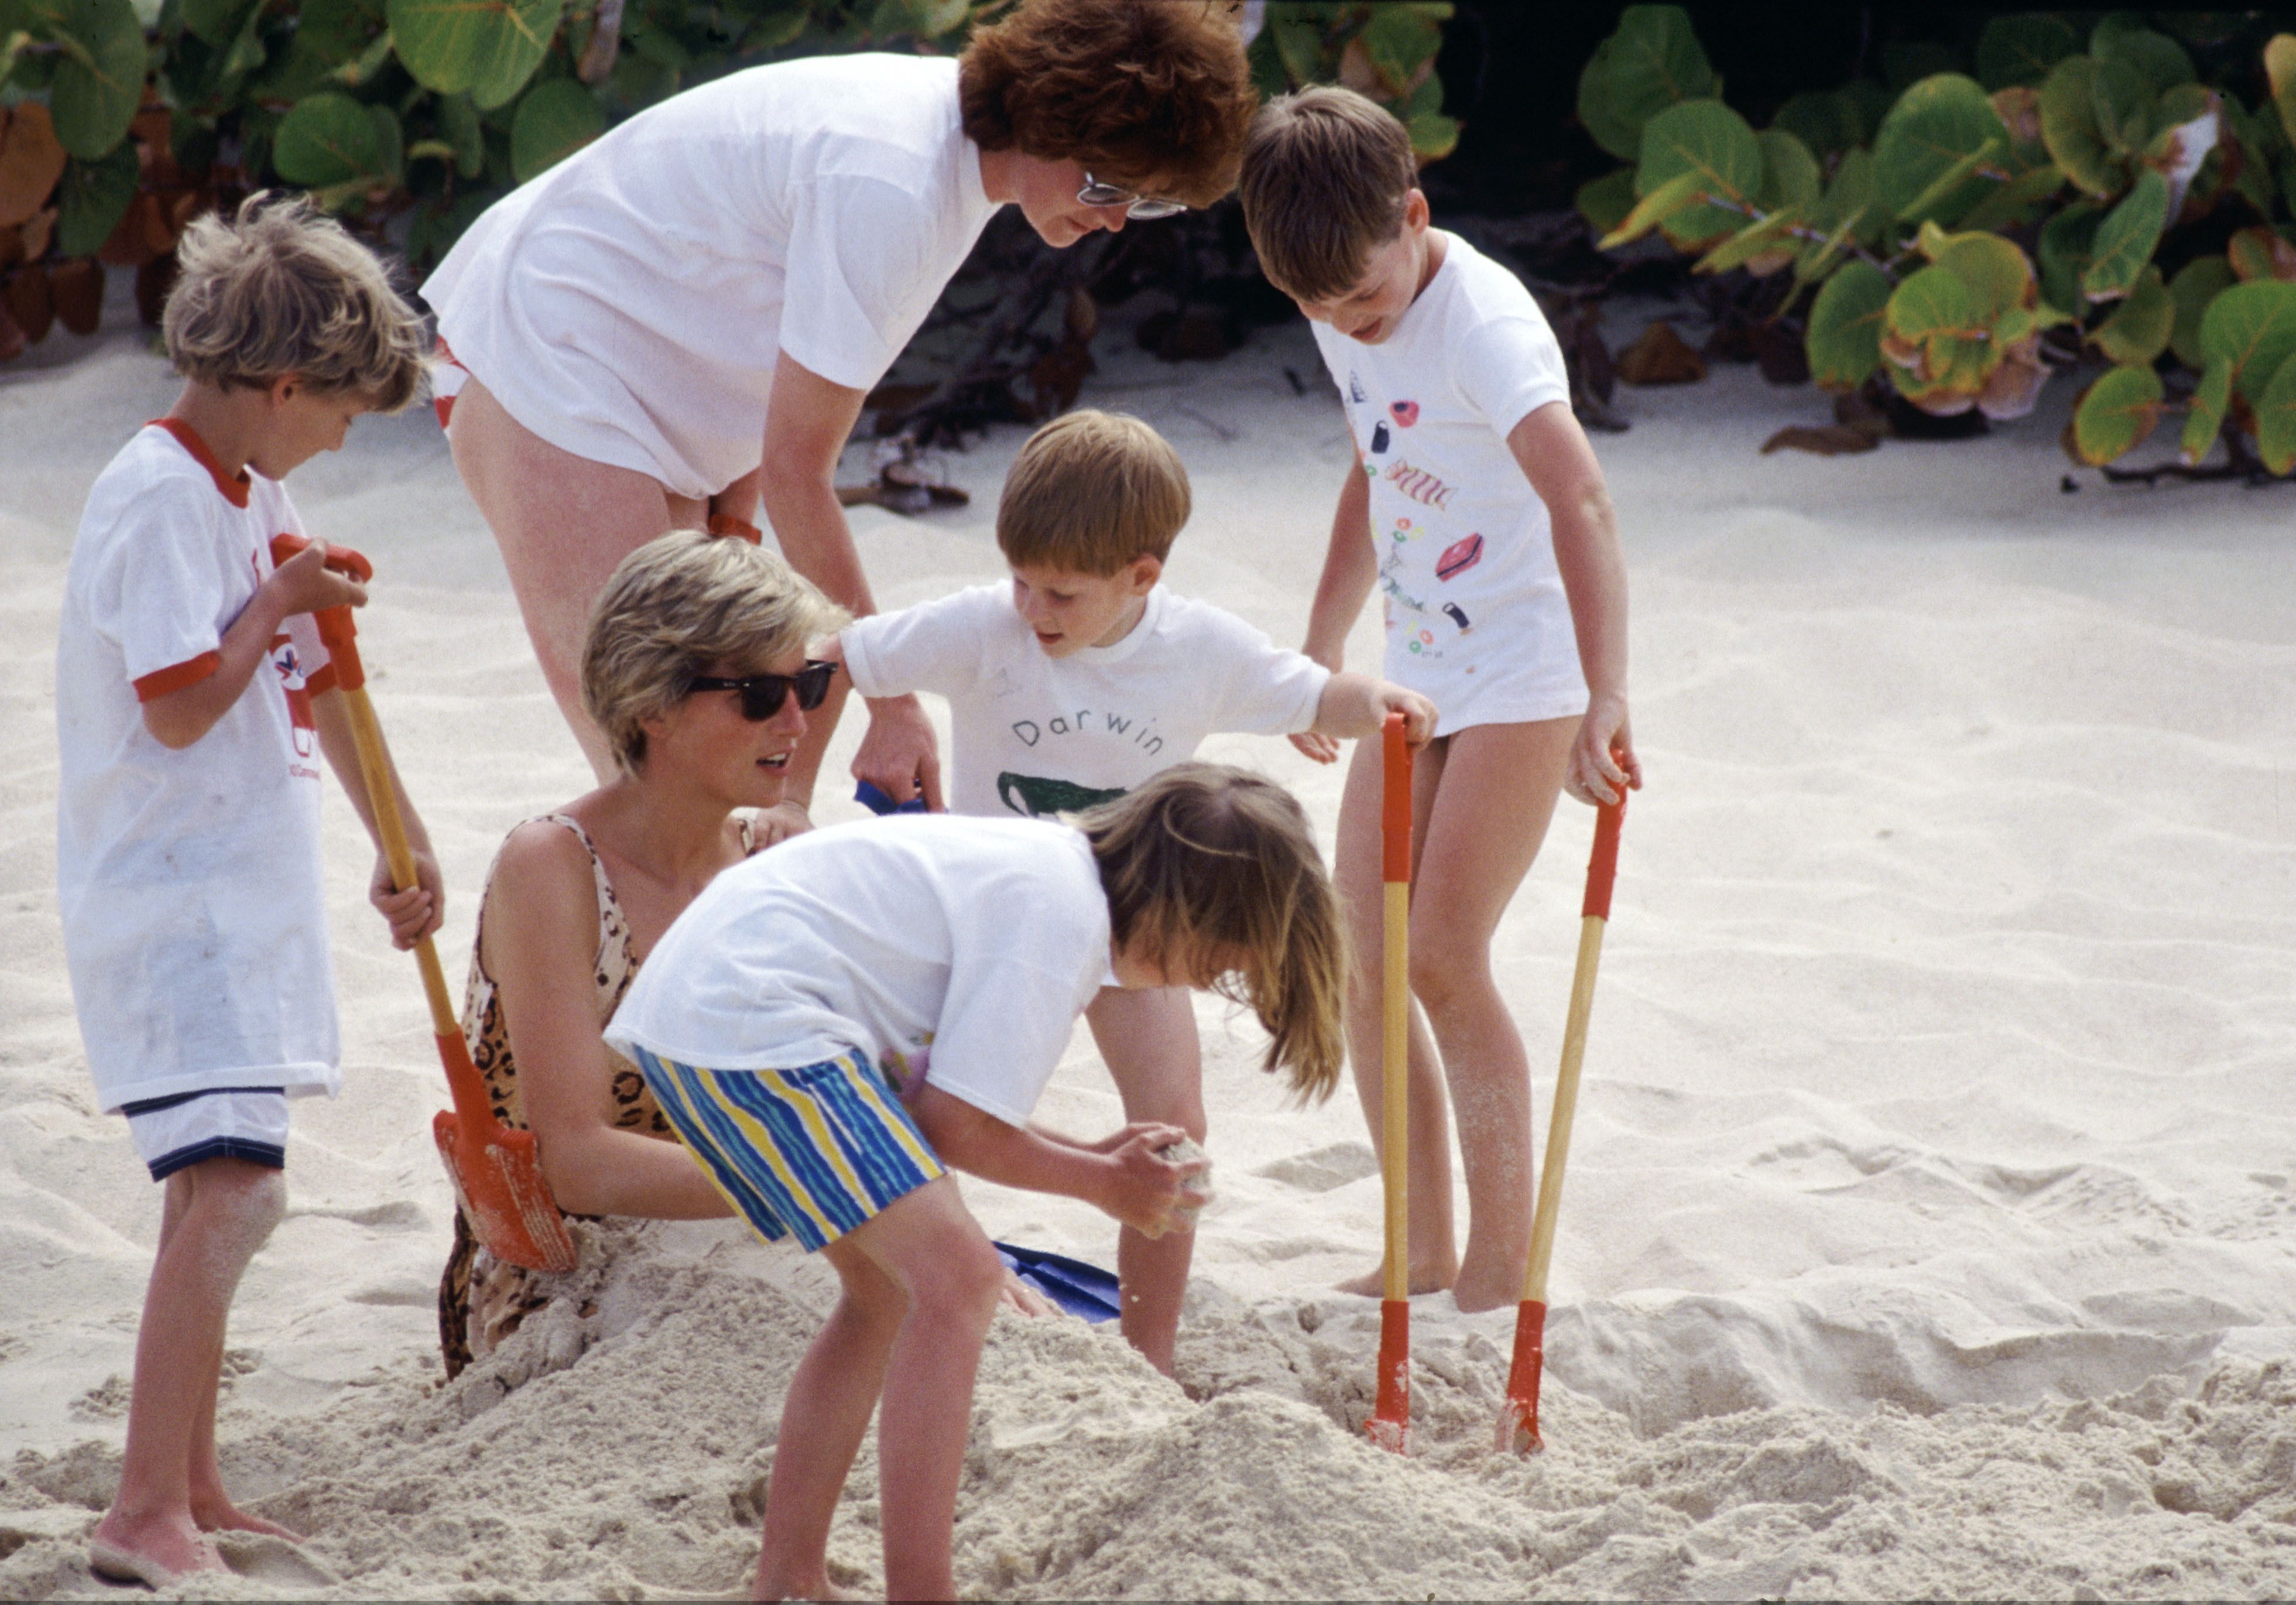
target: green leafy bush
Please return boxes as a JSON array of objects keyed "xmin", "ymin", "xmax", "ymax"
[
  {"xmin": 1248, "ymin": 2, "xmax": 1455, "ymax": 160},
  {"xmin": 1580, "ymin": 6, "xmax": 2296, "ymax": 476},
  {"xmin": 0, "ymin": 0, "xmax": 1452, "ymax": 360}
]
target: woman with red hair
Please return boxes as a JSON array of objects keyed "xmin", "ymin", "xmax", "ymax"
[{"xmin": 425, "ymin": 0, "xmax": 1256, "ymax": 815}]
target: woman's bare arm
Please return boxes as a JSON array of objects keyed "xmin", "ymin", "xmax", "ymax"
[
  {"xmin": 760, "ymin": 351, "xmax": 944, "ymax": 812},
  {"xmin": 483, "ymin": 822, "xmax": 731, "ymax": 1219}
]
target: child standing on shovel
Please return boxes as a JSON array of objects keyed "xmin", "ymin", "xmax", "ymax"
[
  {"xmin": 605, "ymin": 765, "xmax": 1346, "ymax": 1601},
  {"xmin": 54, "ymin": 195, "xmax": 439, "ymax": 1587},
  {"xmin": 1238, "ymin": 88, "xmax": 1642, "ymax": 1312}
]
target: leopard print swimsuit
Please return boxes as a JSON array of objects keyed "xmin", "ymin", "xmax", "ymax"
[{"xmin": 436, "ymin": 812, "xmax": 742, "ymax": 1377}]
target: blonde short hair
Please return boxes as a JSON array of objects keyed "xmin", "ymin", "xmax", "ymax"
[
  {"xmin": 997, "ymin": 410, "xmax": 1191, "ymax": 576},
  {"xmin": 162, "ymin": 193, "xmax": 428, "ymax": 412},
  {"xmin": 1239, "ymin": 86, "xmax": 1418, "ymax": 303},
  {"xmin": 1080, "ymin": 764, "xmax": 1346, "ymax": 1102},
  {"xmin": 581, "ymin": 531, "xmax": 848, "ymax": 775}
]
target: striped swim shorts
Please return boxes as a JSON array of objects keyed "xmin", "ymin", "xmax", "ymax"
[{"xmin": 633, "ymin": 1046, "xmax": 946, "ymax": 1253}]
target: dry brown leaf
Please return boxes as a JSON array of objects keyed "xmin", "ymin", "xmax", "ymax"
[
  {"xmin": 1029, "ymin": 338, "xmax": 1094, "ymax": 414},
  {"xmin": 135, "ymin": 253, "xmax": 176, "ymax": 327},
  {"xmin": 53, "ymin": 258, "xmax": 103, "ymax": 336},
  {"xmin": 0, "ymin": 105, "xmax": 68, "ymax": 231},
  {"xmin": 9, "ymin": 262, "xmax": 54, "ymax": 344},
  {"xmin": 1063, "ymin": 286, "xmax": 1097, "ymax": 345},
  {"xmin": 1616, "ymin": 321, "xmax": 1706, "ymax": 385},
  {"xmin": 1832, "ymin": 389, "xmax": 1891, "ymax": 439},
  {"xmin": 1760, "ymin": 424, "xmax": 1881, "ymax": 457}
]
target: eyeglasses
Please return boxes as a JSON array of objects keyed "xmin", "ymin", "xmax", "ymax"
[
  {"xmin": 1078, "ymin": 171, "xmax": 1187, "ymax": 221},
  {"xmin": 686, "ymin": 661, "xmax": 837, "ymax": 720}
]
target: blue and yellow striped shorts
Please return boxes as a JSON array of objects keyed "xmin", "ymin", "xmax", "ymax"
[{"xmin": 633, "ymin": 1045, "xmax": 946, "ymax": 1252}]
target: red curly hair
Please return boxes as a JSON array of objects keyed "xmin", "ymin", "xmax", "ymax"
[{"xmin": 959, "ymin": 0, "xmax": 1257, "ymax": 210}]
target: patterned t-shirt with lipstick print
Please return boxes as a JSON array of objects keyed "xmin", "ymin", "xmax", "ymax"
[{"xmin": 1310, "ymin": 231, "xmax": 1591, "ymax": 735}]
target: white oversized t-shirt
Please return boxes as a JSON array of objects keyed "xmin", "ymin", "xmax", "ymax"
[
  {"xmin": 1309, "ymin": 232, "xmax": 1588, "ymax": 734},
  {"xmin": 605, "ymin": 816, "xmax": 1110, "ymax": 1127},
  {"xmin": 55, "ymin": 422, "xmax": 341, "ymax": 1112},
  {"xmin": 423, "ymin": 54, "xmax": 1001, "ymax": 499},
  {"xmin": 841, "ymin": 584, "xmax": 1329, "ymax": 818}
]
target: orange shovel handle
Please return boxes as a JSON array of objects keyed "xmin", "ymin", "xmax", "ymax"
[
  {"xmin": 1370, "ymin": 711, "xmax": 1413, "ymax": 1452},
  {"xmin": 1500, "ymin": 789, "xmax": 1626, "ymax": 1453},
  {"xmin": 271, "ymin": 536, "xmax": 490, "ymax": 1127}
]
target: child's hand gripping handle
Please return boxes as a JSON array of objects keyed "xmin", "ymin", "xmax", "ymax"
[{"xmin": 268, "ymin": 534, "xmax": 372, "ymax": 692}]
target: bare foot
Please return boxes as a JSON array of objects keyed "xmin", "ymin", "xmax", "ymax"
[
  {"xmin": 191, "ymin": 1497, "xmax": 302, "ymax": 1542},
  {"xmin": 1448, "ymin": 1272, "xmax": 1520, "ymax": 1314},
  {"xmin": 1336, "ymin": 1258, "xmax": 1455, "ymax": 1298},
  {"xmin": 88, "ymin": 1511, "xmax": 222, "ymax": 1589},
  {"xmin": 751, "ymin": 1570, "xmax": 858, "ymax": 1602}
]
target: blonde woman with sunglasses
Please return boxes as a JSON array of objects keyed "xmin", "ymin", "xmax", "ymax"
[
  {"xmin": 426, "ymin": 0, "xmax": 1257, "ymax": 818},
  {"xmin": 436, "ymin": 532, "xmax": 855, "ymax": 1375}
]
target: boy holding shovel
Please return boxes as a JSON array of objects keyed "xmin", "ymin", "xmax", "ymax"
[{"xmin": 54, "ymin": 196, "xmax": 440, "ymax": 1586}]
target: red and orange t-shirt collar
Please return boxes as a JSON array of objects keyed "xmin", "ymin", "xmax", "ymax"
[{"xmin": 148, "ymin": 416, "xmax": 253, "ymax": 509}]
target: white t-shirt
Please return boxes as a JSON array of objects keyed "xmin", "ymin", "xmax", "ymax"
[
  {"xmin": 605, "ymin": 816, "xmax": 1110, "ymax": 1127},
  {"xmin": 423, "ymin": 54, "xmax": 1000, "ymax": 499},
  {"xmin": 841, "ymin": 583, "xmax": 1329, "ymax": 817},
  {"xmin": 55, "ymin": 422, "xmax": 341, "ymax": 1113},
  {"xmin": 1309, "ymin": 232, "xmax": 1589, "ymax": 734}
]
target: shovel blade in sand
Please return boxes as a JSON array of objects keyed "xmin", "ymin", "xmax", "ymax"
[{"xmin": 432, "ymin": 1107, "xmax": 577, "ymax": 1273}]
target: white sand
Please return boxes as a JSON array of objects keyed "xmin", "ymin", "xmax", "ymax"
[{"xmin": 2, "ymin": 282, "xmax": 2294, "ymax": 1600}]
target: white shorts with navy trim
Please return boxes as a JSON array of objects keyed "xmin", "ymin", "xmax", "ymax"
[{"xmin": 122, "ymin": 1087, "xmax": 289, "ymax": 1182}]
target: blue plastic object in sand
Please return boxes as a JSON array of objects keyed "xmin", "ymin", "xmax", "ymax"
[
  {"xmin": 855, "ymin": 780, "xmax": 930, "ymax": 816},
  {"xmin": 995, "ymin": 1242, "xmax": 1120, "ymax": 1323}
]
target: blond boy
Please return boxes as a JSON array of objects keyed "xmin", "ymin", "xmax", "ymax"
[
  {"xmin": 831, "ymin": 409, "xmax": 1433, "ymax": 1371},
  {"xmin": 1239, "ymin": 88, "xmax": 1641, "ymax": 1310},
  {"xmin": 56, "ymin": 196, "xmax": 440, "ymax": 1585}
]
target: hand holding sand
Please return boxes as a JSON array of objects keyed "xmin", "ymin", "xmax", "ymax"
[
  {"xmin": 1101, "ymin": 1127, "xmax": 1209, "ymax": 1238},
  {"xmin": 1157, "ymin": 1138, "xmax": 1214, "ymax": 1228}
]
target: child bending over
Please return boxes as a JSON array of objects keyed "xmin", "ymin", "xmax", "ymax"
[
  {"xmin": 827, "ymin": 408, "xmax": 1431, "ymax": 1371},
  {"xmin": 56, "ymin": 195, "xmax": 440, "ymax": 1586},
  {"xmin": 1239, "ymin": 88, "xmax": 1643, "ymax": 1312},
  {"xmin": 604, "ymin": 765, "xmax": 1345, "ymax": 1601}
]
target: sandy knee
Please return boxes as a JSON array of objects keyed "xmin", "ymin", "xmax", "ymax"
[
  {"xmin": 1407, "ymin": 928, "xmax": 1491, "ymax": 1010},
  {"xmin": 905, "ymin": 1231, "xmax": 1005, "ymax": 1318}
]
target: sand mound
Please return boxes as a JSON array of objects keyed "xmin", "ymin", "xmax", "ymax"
[
  {"xmin": 8, "ymin": 300, "xmax": 2296, "ymax": 1601},
  {"xmin": 3, "ymin": 1226, "xmax": 2292, "ymax": 1600}
]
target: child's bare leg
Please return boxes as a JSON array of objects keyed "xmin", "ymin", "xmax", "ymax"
[
  {"xmin": 184, "ymin": 1203, "xmax": 296, "ymax": 1543},
  {"xmin": 1410, "ymin": 718, "xmax": 1574, "ymax": 1311},
  {"xmin": 752, "ymin": 1247, "xmax": 907, "ymax": 1601},
  {"xmin": 1086, "ymin": 985, "xmax": 1204, "ymax": 1374},
  {"xmin": 446, "ymin": 377, "xmax": 704, "ymax": 779},
  {"xmin": 752, "ymin": 1177, "xmax": 1003, "ymax": 1604},
  {"xmin": 1332, "ymin": 734, "xmax": 1459, "ymax": 1296},
  {"xmin": 92, "ymin": 1159, "xmax": 285, "ymax": 1582}
]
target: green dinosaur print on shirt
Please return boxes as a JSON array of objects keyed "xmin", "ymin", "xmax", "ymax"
[{"xmin": 997, "ymin": 772, "xmax": 1128, "ymax": 819}]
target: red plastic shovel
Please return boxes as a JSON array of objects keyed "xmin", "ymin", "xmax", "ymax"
[
  {"xmin": 1498, "ymin": 789, "xmax": 1625, "ymax": 1453},
  {"xmin": 273, "ymin": 536, "xmax": 577, "ymax": 1274},
  {"xmin": 1367, "ymin": 710, "xmax": 1414, "ymax": 1453}
]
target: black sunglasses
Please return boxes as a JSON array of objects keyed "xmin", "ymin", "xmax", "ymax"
[{"xmin": 687, "ymin": 660, "xmax": 837, "ymax": 720}]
